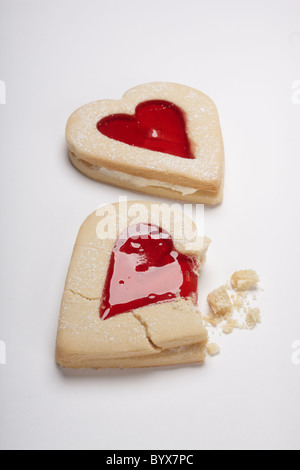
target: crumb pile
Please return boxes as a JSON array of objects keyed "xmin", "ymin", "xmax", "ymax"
[{"xmin": 205, "ymin": 270, "xmax": 261, "ymax": 356}]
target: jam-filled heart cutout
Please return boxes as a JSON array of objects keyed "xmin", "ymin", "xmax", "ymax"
[
  {"xmin": 100, "ymin": 224, "xmax": 199, "ymax": 320},
  {"xmin": 97, "ymin": 100, "xmax": 195, "ymax": 159}
]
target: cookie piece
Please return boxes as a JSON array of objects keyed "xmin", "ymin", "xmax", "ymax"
[
  {"xmin": 207, "ymin": 343, "xmax": 220, "ymax": 356},
  {"xmin": 230, "ymin": 270, "xmax": 259, "ymax": 291},
  {"xmin": 56, "ymin": 201, "xmax": 209, "ymax": 369},
  {"xmin": 66, "ymin": 82, "xmax": 224, "ymax": 204},
  {"xmin": 207, "ymin": 286, "xmax": 233, "ymax": 318},
  {"xmin": 245, "ymin": 308, "xmax": 261, "ymax": 329}
]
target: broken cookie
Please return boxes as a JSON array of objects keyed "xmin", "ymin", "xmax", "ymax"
[{"xmin": 55, "ymin": 201, "xmax": 209, "ymax": 369}]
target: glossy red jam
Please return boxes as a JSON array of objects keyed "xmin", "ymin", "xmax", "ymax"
[
  {"xmin": 97, "ymin": 100, "xmax": 194, "ymax": 159},
  {"xmin": 100, "ymin": 224, "xmax": 199, "ymax": 320}
]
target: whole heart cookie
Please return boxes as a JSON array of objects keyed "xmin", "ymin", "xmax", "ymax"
[
  {"xmin": 55, "ymin": 201, "xmax": 209, "ymax": 369},
  {"xmin": 66, "ymin": 82, "xmax": 225, "ymax": 204}
]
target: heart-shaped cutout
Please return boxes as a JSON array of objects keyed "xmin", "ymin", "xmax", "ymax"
[
  {"xmin": 100, "ymin": 223, "xmax": 199, "ymax": 320},
  {"xmin": 97, "ymin": 100, "xmax": 195, "ymax": 159}
]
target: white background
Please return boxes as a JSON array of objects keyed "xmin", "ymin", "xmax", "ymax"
[{"xmin": 0, "ymin": 0, "xmax": 300, "ymax": 451}]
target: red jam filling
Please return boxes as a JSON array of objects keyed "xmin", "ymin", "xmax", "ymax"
[
  {"xmin": 100, "ymin": 224, "xmax": 199, "ymax": 320},
  {"xmin": 97, "ymin": 100, "xmax": 194, "ymax": 159}
]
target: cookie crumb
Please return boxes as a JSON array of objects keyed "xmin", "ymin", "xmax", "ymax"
[
  {"xmin": 245, "ymin": 308, "xmax": 261, "ymax": 329},
  {"xmin": 230, "ymin": 270, "xmax": 259, "ymax": 291},
  {"xmin": 207, "ymin": 343, "xmax": 220, "ymax": 356},
  {"xmin": 222, "ymin": 318, "xmax": 239, "ymax": 335},
  {"xmin": 232, "ymin": 291, "xmax": 247, "ymax": 311},
  {"xmin": 205, "ymin": 270, "xmax": 262, "ymax": 354},
  {"xmin": 207, "ymin": 286, "xmax": 233, "ymax": 317}
]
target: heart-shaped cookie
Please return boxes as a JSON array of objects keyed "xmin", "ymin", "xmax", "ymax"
[
  {"xmin": 66, "ymin": 83, "xmax": 224, "ymax": 204},
  {"xmin": 55, "ymin": 201, "xmax": 209, "ymax": 369}
]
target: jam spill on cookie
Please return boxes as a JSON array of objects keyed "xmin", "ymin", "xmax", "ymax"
[
  {"xmin": 100, "ymin": 224, "xmax": 199, "ymax": 320},
  {"xmin": 97, "ymin": 100, "xmax": 194, "ymax": 159}
]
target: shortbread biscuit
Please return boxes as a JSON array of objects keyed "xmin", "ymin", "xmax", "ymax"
[
  {"xmin": 56, "ymin": 201, "xmax": 209, "ymax": 369},
  {"xmin": 66, "ymin": 82, "xmax": 224, "ymax": 204}
]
